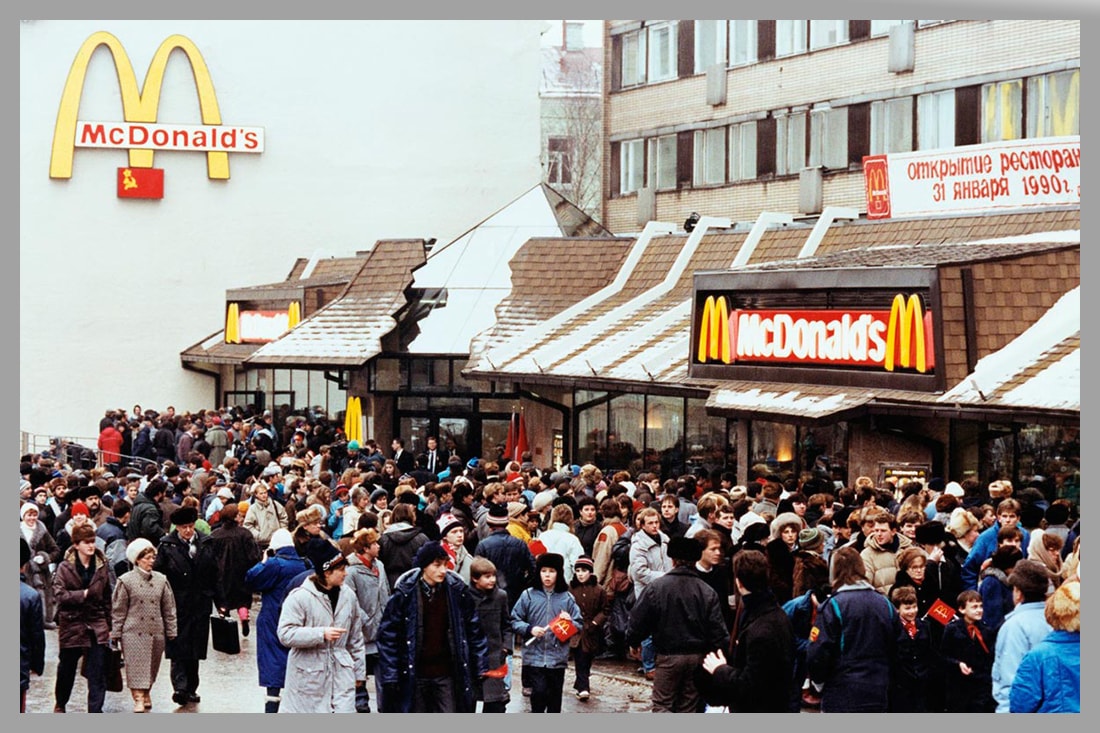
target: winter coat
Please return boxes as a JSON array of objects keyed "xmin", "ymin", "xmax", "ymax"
[
  {"xmin": 627, "ymin": 529, "xmax": 671, "ymax": 600},
  {"xmin": 98, "ymin": 426, "xmax": 124, "ymax": 465},
  {"xmin": 992, "ymin": 600, "xmax": 1051, "ymax": 712},
  {"xmin": 96, "ymin": 517, "xmax": 130, "ymax": 578},
  {"xmin": 569, "ymin": 575, "xmax": 610, "ymax": 653},
  {"xmin": 940, "ymin": 617, "xmax": 997, "ymax": 712},
  {"xmin": 22, "ymin": 519, "xmax": 60, "ymax": 605},
  {"xmin": 591, "ymin": 520, "xmax": 628, "ymax": 587},
  {"xmin": 765, "ymin": 538, "xmax": 797, "ymax": 603},
  {"xmin": 154, "ymin": 530, "xmax": 212, "ymax": 660},
  {"xmin": 153, "ymin": 428, "xmax": 176, "ymax": 463},
  {"xmin": 52, "ymin": 546, "xmax": 113, "ymax": 649},
  {"xmin": 978, "ymin": 566, "xmax": 1015, "ymax": 630},
  {"xmin": 20, "ymin": 575, "xmax": 45, "ymax": 691},
  {"xmin": 890, "ymin": 618, "xmax": 935, "ymax": 712},
  {"xmin": 960, "ymin": 522, "xmax": 1031, "ymax": 590},
  {"xmin": 512, "ymin": 585, "xmax": 584, "ymax": 669},
  {"xmin": 378, "ymin": 523, "xmax": 428, "ymax": 590},
  {"xmin": 133, "ymin": 426, "xmax": 155, "ymax": 461},
  {"xmin": 1009, "ymin": 630, "xmax": 1080, "ymax": 713},
  {"xmin": 342, "ymin": 554, "xmax": 390, "ymax": 656},
  {"xmin": 127, "ymin": 492, "xmax": 164, "ymax": 544},
  {"xmin": 474, "ymin": 528, "xmax": 537, "ymax": 609},
  {"xmin": 205, "ymin": 425, "xmax": 229, "ymax": 467},
  {"xmin": 807, "ymin": 581, "xmax": 898, "ymax": 713},
  {"xmin": 538, "ymin": 523, "xmax": 584, "ymax": 583},
  {"xmin": 110, "ymin": 567, "xmax": 177, "ymax": 689},
  {"xmin": 573, "ymin": 519, "xmax": 601, "ymax": 556},
  {"xmin": 706, "ymin": 589, "xmax": 795, "ymax": 713},
  {"xmin": 243, "ymin": 497, "xmax": 288, "ymax": 549},
  {"xmin": 202, "ymin": 520, "xmax": 262, "ymax": 610},
  {"xmin": 244, "ymin": 547, "xmax": 310, "ymax": 688},
  {"xmin": 860, "ymin": 533, "xmax": 912, "ymax": 594},
  {"xmin": 377, "ymin": 569, "xmax": 490, "ymax": 713},
  {"xmin": 626, "ymin": 565, "xmax": 727, "ymax": 654},
  {"xmin": 470, "ymin": 585, "xmax": 513, "ymax": 704},
  {"xmin": 277, "ymin": 577, "xmax": 365, "ymax": 713}
]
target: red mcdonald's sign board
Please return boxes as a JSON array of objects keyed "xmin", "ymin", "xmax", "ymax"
[{"xmin": 864, "ymin": 155, "xmax": 892, "ymax": 219}]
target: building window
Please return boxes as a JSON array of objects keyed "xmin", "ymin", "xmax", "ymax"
[
  {"xmin": 871, "ymin": 97, "xmax": 914, "ymax": 154},
  {"xmin": 728, "ymin": 20, "xmax": 758, "ymax": 66},
  {"xmin": 695, "ymin": 20, "xmax": 727, "ymax": 72},
  {"xmin": 776, "ymin": 111, "xmax": 808, "ymax": 175},
  {"xmin": 621, "ymin": 29, "xmax": 647, "ymax": 87},
  {"xmin": 693, "ymin": 128, "xmax": 726, "ymax": 185},
  {"xmin": 982, "ymin": 79, "xmax": 1023, "ymax": 142},
  {"xmin": 870, "ymin": 19, "xmax": 907, "ymax": 36},
  {"xmin": 1027, "ymin": 69, "xmax": 1079, "ymax": 138},
  {"xmin": 809, "ymin": 106, "xmax": 848, "ymax": 169},
  {"xmin": 809, "ymin": 20, "xmax": 848, "ymax": 50},
  {"xmin": 646, "ymin": 134, "xmax": 677, "ymax": 190},
  {"xmin": 620, "ymin": 138, "xmax": 645, "ymax": 194},
  {"xmin": 647, "ymin": 22, "xmax": 678, "ymax": 82},
  {"xmin": 776, "ymin": 20, "xmax": 808, "ymax": 57},
  {"xmin": 565, "ymin": 21, "xmax": 585, "ymax": 51},
  {"xmin": 547, "ymin": 136, "xmax": 573, "ymax": 185},
  {"xmin": 728, "ymin": 121, "xmax": 757, "ymax": 181},
  {"xmin": 917, "ymin": 89, "xmax": 955, "ymax": 150}
]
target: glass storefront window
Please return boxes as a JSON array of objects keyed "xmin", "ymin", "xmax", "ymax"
[
  {"xmin": 686, "ymin": 398, "xmax": 729, "ymax": 480},
  {"xmin": 398, "ymin": 417, "xmax": 431, "ymax": 457},
  {"xmin": 480, "ymin": 398, "xmax": 518, "ymax": 414},
  {"xmin": 576, "ymin": 401, "xmax": 608, "ymax": 467},
  {"xmin": 988, "ymin": 425, "xmax": 1080, "ymax": 504},
  {"xmin": 481, "ymin": 418, "xmax": 513, "ymax": 465},
  {"xmin": 798, "ymin": 422, "xmax": 849, "ymax": 488},
  {"xmin": 438, "ymin": 418, "xmax": 469, "ymax": 463},
  {"xmin": 645, "ymin": 395, "xmax": 683, "ymax": 477},
  {"xmin": 608, "ymin": 394, "xmax": 644, "ymax": 473},
  {"xmin": 751, "ymin": 421, "xmax": 798, "ymax": 482}
]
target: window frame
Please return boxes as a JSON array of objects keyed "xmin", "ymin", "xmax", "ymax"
[
  {"xmin": 647, "ymin": 22, "xmax": 678, "ymax": 83},
  {"xmin": 620, "ymin": 138, "xmax": 645, "ymax": 194},
  {"xmin": 546, "ymin": 136, "xmax": 574, "ymax": 185},
  {"xmin": 981, "ymin": 79, "xmax": 1023, "ymax": 143},
  {"xmin": 620, "ymin": 29, "xmax": 647, "ymax": 88},
  {"xmin": 728, "ymin": 20, "xmax": 758, "ymax": 66},
  {"xmin": 870, "ymin": 96, "xmax": 914, "ymax": 155},
  {"xmin": 693, "ymin": 127, "xmax": 727, "ymax": 186},
  {"xmin": 728, "ymin": 120, "xmax": 758, "ymax": 182},
  {"xmin": 917, "ymin": 89, "xmax": 955, "ymax": 150},
  {"xmin": 809, "ymin": 20, "xmax": 849, "ymax": 50},
  {"xmin": 647, "ymin": 134, "xmax": 678, "ymax": 191},
  {"xmin": 694, "ymin": 20, "xmax": 727, "ymax": 73},
  {"xmin": 775, "ymin": 110, "xmax": 808, "ymax": 176},
  {"xmin": 776, "ymin": 20, "xmax": 808, "ymax": 57},
  {"xmin": 1026, "ymin": 69, "xmax": 1080, "ymax": 138}
]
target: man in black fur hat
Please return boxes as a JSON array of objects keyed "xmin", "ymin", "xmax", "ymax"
[{"xmin": 626, "ymin": 536, "xmax": 727, "ymax": 712}]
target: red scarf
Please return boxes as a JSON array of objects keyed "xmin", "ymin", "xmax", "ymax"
[
  {"xmin": 904, "ymin": 620, "xmax": 918, "ymax": 638},
  {"xmin": 967, "ymin": 622, "xmax": 990, "ymax": 654}
]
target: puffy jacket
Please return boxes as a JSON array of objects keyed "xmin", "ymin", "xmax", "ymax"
[
  {"xmin": 52, "ymin": 546, "xmax": 114, "ymax": 649},
  {"xmin": 860, "ymin": 533, "xmax": 912, "ymax": 594},
  {"xmin": 243, "ymin": 498, "xmax": 287, "ymax": 549},
  {"xmin": 978, "ymin": 566, "xmax": 1014, "ymax": 630},
  {"xmin": 128, "ymin": 492, "xmax": 164, "ymax": 544},
  {"xmin": 97, "ymin": 426, "xmax": 123, "ymax": 465},
  {"xmin": 376, "ymin": 568, "xmax": 489, "ymax": 713},
  {"xmin": 379, "ymin": 523, "xmax": 428, "ymax": 590},
  {"xmin": 1009, "ymin": 630, "xmax": 1080, "ymax": 713},
  {"xmin": 511, "ymin": 585, "xmax": 584, "ymax": 669},
  {"xmin": 992, "ymin": 601, "xmax": 1051, "ymax": 712},
  {"xmin": 537, "ymin": 524, "xmax": 584, "ymax": 583},
  {"xmin": 627, "ymin": 529, "xmax": 671, "ymax": 600},
  {"xmin": 474, "ymin": 528, "xmax": 536, "ymax": 608},
  {"xmin": 807, "ymin": 581, "xmax": 897, "ymax": 712},
  {"xmin": 277, "ymin": 577, "xmax": 365, "ymax": 713},
  {"xmin": 245, "ymin": 547, "xmax": 310, "ymax": 688},
  {"xmin": 960, "ymin": 522, "xmax": 1031, "ymax": 590}
]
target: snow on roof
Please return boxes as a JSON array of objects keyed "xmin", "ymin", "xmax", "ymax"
[
  {"xmin": 707, "ymin": 383, "xmax": 874, "ymax": 420},
  {"xmin": 940, "ymin": 287, "xmax": 1079, "ymax": 408}
]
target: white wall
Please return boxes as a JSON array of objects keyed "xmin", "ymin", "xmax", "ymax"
[{"xmin": 20, "ymin": 20, "xmax": 543, "ymax": 439}]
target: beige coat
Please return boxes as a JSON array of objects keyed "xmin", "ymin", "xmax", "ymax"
[
  {"xmin": 861, "ymin": 533, "xmax": 913, "ymax": 594},
  {"xmin": 243, "ymin": 498, "xmax": 287, "ymax": 549},
  {"xmin": 110, "ymin": 567, "xmax": 177, "ymax": 689}
]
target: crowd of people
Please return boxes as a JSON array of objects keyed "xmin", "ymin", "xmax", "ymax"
[{"xmin": 19, "ymin": 403, "xmax": 1081, "ymax": 714}]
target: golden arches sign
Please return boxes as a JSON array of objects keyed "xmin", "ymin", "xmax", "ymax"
[
  {"xmin": 884, "ymin": 294, "xmax": 929, "ymax": 373},
  {"xmin": 696, "ymin": 295, "xmax": 732, "ymax": 364},
  {"xmin": 50, "ymin": 31, "xmax": 228, "ymax": 180}
]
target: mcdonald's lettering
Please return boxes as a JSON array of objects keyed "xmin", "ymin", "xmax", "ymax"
[
  {"xmin": 50, "ymin": 31, "xmax": 264, "ymax": 184},
  {"xmin": 696, "ymin": 295, "xmax": 732, "ymax": 363},
  {"xmin": 696, "ymin": 295, "xmax": 935, "ymax": 373}
]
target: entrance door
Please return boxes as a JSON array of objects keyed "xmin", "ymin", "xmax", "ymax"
[{"xmin": 438, "ymin": 417, "xmax": 469, "ymax": 465}]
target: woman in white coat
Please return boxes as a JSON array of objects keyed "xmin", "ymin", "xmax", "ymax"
[{"xmin": 277, "ymin": 538, "xmax": 365, "ymax": 713}]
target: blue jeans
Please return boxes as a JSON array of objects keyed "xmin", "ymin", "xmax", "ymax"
[{"xmin": 641, "ymin": 636, "xmax": 656, "ymax": 673}]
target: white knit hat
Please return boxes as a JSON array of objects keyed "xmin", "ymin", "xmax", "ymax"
[
  {"xmin": 268, "ymin": 528, "xmax": 294, "ymax": 551},
  {"xmin": 20, "ymin": 502, "xmax": 40, "ymax": 520},
  {"xmin": 125, "ymin": 537, "xmax": 156, "ymax": 565}
]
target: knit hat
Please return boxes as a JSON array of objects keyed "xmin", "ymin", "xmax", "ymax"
[
  {"xmin": 532, "ymin": 490, "xmax": 556, "ymax": 513},
  {"xmin": 667, "ymin": 536, "xmax": 703, "ymax": 563},
  {"xmin": 70, "ymin": 501, "xmax": 90, "ymax": 518},
  {"xmin": 437, "ymin": 513, "xmax": 463, "ymax": 538},
  {"xmin": 914, "ymin": 521, "xmax": 947, "ymax": 546},
  {"xmin": 125, "ymin": 537, "xmax": 156, "ymax": 565},
  {"xmin": 20, "ymin": 502, "xmax": 39, "ymax": 520},
  {"xmin": 70, "ymin": 523, "xmax": 96, "ymax": 545},
  {"xmin": 268, "ymin": 528, "xmax": 295, "ymax": 552},
  {"xmin": 1009, "ymin": 559, "xmax": 1051, "ymax": 597},
  {"xmin": 347, "ymin": 440, "xmax": 360, "ymax": 451},
  {"xmin": 370, "ymin": 488, "xmax": 388, "ymax": 504},
  {"xmin": 238, "ymin": 501, "xmax": 250, "ymax": 515},
  {"xmin": 486, "ymin": 502, "xmax": 509, "ymax": 526},
  {"xmin": 737, "ymin": 511, "xmax": 766, "ymax": 532},
  {"xmin": 305, "ymin": 537, "xmax": 345, "ymax": 574},
  {"xmin": 507, "ymin": 501, "xmax": 528, "ymax": 520},
  {"xmin": 261, "ymin": 462, "xmax": 282, "ymax": 478},
  {"xmin": 926, "ymin": 477, "xmax": 945, "ymax": 493},
  {"xmin": 797, "ymin": 527, "xmax": 825, "ymax": 554},
  {"xmin": 413, "ymin": 540, "xmax": 449, "ymax": 570},
  {"xmin": 944, "ymin": 481, "xmax": 965, "ymax": 498},
  {"xmin": 170, "ymin": 506, "xmax": 198, "ymax": 526},
  {"xmin": 574, "ymin": 554, "xmax": 595, "ymax": 571}
]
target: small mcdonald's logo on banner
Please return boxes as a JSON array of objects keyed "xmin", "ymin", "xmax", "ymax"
[
  {"xmin": 925, "ymin": 598, "xmax": 957, "ymax": 627},
  {"xmin": 118, "ymin": 167, "xmax": 164, "ymax": 199}
]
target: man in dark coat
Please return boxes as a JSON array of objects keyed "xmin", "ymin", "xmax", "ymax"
[
  {"xmin": 376, "ymin": 542, "xmax": 490, "ymax": 712},
  {"xmin": 700, "ymin": 549, "xmax": 796, "ymax": 713},
  {"xmin": 155, "ymin": 506, "xmax": 214, "ymax": 707},
  {"xmin": 201, "ymin": 503, "xmax": 261, "ymax": 630},
  {"xmin": 473, "ymin": 502, "xmax": 536, "ymax": 609},
  {"xmin": 626, "ymin": 536, "xmax": 728, "ymax": 713},
  {"xmin": 128, "ymin": 479, "xmax": 168, "ymax": 543}
]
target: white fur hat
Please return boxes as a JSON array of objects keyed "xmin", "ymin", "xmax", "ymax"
[{"xmin": 125, "ymin": 537, "xmax": 156, "ymax": 565}]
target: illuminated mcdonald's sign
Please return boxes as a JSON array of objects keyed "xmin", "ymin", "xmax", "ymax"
[
  {"xmin": 50, "ymin": 31, "xmax": 264, "ymax": 188},
  {"xmin": 694, "ymin": 292, "xmax": 934, "ymax": 374}
]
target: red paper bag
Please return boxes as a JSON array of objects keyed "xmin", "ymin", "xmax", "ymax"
[
  {"xmin": 548, "ymin": 616, "xmax": 578, "ymax": 643},
  {"xmin": 483, "ymin": 662, "xmax": 510, "ymax": 679}
]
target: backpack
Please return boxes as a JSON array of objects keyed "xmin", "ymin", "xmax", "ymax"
[{"xmin": 611, "ymin": 530, "xmax": 633, "ymax": 571}]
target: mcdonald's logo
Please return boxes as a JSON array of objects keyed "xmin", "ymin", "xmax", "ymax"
[
  {"xmin": 863, "ymin": 155, "xmax": 892, "ymax": 220},
  {"xmin": 884, "ymin": 294, "xmax": 934, "ymax": 373},
  {"xmin": 50, "ymin": 31, "xmax": 263, "ymax": 186},
  {"xmin": 696, "ymin": 295, "xmax": 732, "ymax": 363}
]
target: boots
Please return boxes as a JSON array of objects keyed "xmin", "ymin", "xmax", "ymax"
[
  {"xmin": 142, "ymin": 690, "xmax": 152, "ymax": 710},
  {"xmin": 132, "ymin": 690, "xmax": 148, "ymax": 713}
]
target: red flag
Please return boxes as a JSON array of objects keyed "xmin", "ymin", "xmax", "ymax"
[
  {"xmin": 925, "ymin": 598, "xmax": 957, "ymax": 626},
  {"xmin": 548, "ymin": 616, "xmax": 578, "ymax": 643},
  {"xmin": 117, "ymin": 167, "xmax": 164, "ymax": 199},
  {"xmin": 503, "ymin": 413, "xmax": 516, "ymax": 464},
  {"xmin": 515, "ymin": 411, "xmax": 529, "ymax": 463},
  {"xmin": 528, "ymin": 539, "xmax": 547, "ymax": 557}
]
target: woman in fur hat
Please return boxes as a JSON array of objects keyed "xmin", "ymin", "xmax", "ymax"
[
  {"xmin": 277, "ymin": 538, "xmax": 364, "ymax": 713},
  {"xmin": 110, "ymin": 538, "xmax": 177, "ymax": 712},
  {"xmin": 510, "ymin": 552, "xmax": 584, "ymax": 713},
  {"xmin": 765, "ymin": 512, "xmax": 805, "ymax": 604}
]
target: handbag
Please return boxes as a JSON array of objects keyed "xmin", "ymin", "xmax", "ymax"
[
  {"xmin": 105, "ymin": 648, "xmax": 124, "ymax": 692},
  {"xmin": 210, "ymin": 614, "xmax": 241, "ymax": 654}
]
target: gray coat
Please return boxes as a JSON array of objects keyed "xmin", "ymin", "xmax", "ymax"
[
  {"xmin": 110, "ymin": 568, "xmax": 177, "ymax": 689},
  {"xmin": 628, "ymin": 529, "xmax": 671, "ymax": 600},
  {"xmin": 277, "ymin": 578, "xmax": 365, "ymax": 713},
  {"xmin": 343, "ymin": 555, "xmax": 390, "ymax": 655}
]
